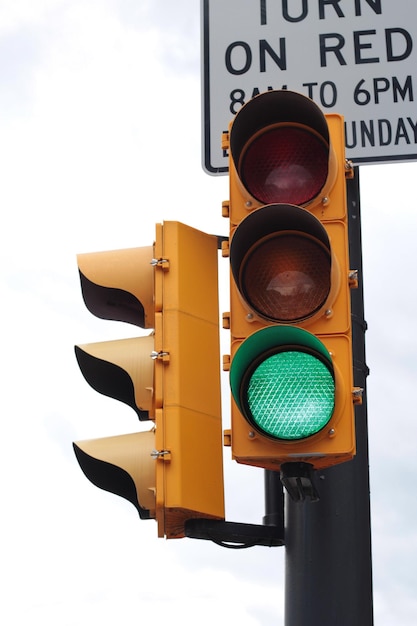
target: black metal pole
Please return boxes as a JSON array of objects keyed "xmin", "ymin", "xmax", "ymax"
[
  {"xmin": 263, "ymin": 470, "xmax": 284, "ymax": 530},
  {"xmin": 284, "ymin": 169, "xmax": 373, "ymax": 625}
]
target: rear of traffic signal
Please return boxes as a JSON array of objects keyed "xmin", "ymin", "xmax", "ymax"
[
  {"xmin": 74, "ymin": 222, "xmax": 225, "ymax": 538},
  {"xmin": 222, "ymin": 90, "xmax": 359, "ymax": 472}
]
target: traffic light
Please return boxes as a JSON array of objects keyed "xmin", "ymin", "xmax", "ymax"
[
  {"xmin": 222, "ymin": 90, "xmax": 359, "ymax": 472},
  {"xmin": 74, "ymin": 221, "xmax": 225, "ymax": 538}
]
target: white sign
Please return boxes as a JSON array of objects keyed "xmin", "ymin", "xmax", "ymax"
[{"xmin": 202, "ymin": 0, "xmax": 417, "ymax": 174}]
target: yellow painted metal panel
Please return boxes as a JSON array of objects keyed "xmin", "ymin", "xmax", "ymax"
[{"xmin": 155, "ymin": 221, "xmax": 225, "ymax": 538}]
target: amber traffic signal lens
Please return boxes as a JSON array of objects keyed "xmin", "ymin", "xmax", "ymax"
[
  {"xmin": 240, "ymin": 233, "xmax": 331, "ymax": 322},
  {"xmin": 240, "ymin": 127, "xmax": 328, "ymax": 205}
]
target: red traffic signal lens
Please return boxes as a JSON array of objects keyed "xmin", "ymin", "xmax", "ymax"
[
  {"xmin": 240, "ymin": 233, "xmax": 331, "ymax": 322},
  {"xmin": 239, "ymin": 126, "xmax": 328, "ymax": 206}
]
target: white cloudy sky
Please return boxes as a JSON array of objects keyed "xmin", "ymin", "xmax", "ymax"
[{"xmin": 1, "ymin": 1, "xmax": 417, "ymax": 625}]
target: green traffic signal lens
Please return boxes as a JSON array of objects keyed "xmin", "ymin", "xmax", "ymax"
[
  {"xmin": 246, "ymin": 350, "xmax": 335, "ymax": 440},
  {"xmin": 230, "ymin": 327, "xmax": 335, "ymax": 441}
]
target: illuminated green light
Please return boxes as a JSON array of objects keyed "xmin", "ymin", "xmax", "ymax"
[
  {"xmin": 247, "ymin": 350, "xmax": 334, "ymax": 440},
  {"xmin": 230, "ymin": 326, "xmax": 335, "ymax": 441}
]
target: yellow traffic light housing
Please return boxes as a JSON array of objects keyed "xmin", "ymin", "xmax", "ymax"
[
  {"xmin": 74, "ymin": 222, "xmax": 225, "ymax": 538},
  {"xmin": 223, "ymin": 90, "xmax": 358, "ymax": 472}
]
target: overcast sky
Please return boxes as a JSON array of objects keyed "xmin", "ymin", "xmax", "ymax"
[{"xmin": 1, "ymin": 2, "xmax": 417, "ymax": 625}]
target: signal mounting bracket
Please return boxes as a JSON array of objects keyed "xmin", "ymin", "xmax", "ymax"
[
  {"xmin": 280, "ymin": 462, "xmax": 320, "ymax": 502},
  {"xmin": 184, "ymin": 518, "xmax": 284, "ymax": 549},
  {"xmin": 185, "ymin": 469, "xmax": 285, "ymax": 548}
]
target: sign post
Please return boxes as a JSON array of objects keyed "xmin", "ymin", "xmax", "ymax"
[
  {"xmin": 284, "ymin": 170, "xmax": 373, "ymax": 625},
  {"xmin": 202, "ymin": 0, "xmax": 417, "ymax": 174}
]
